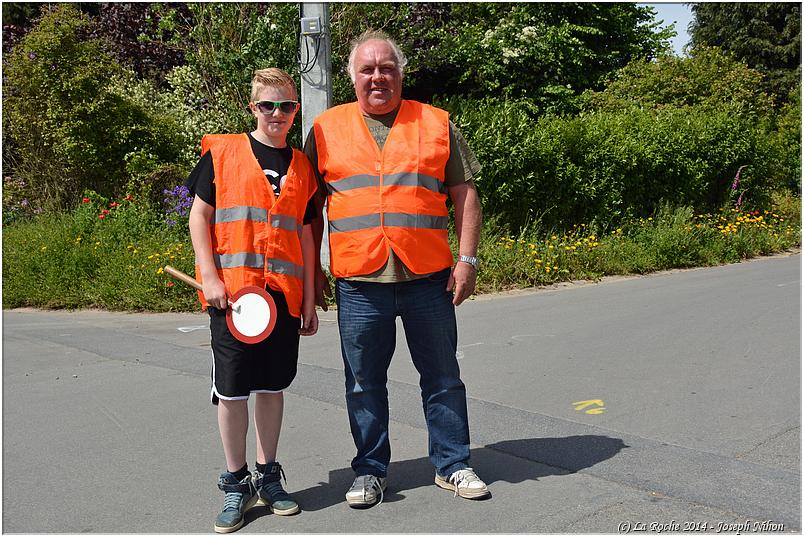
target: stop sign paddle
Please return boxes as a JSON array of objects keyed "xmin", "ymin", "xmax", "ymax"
[{"xmin": 164, "ymin": 266, "xmax": 277, "ymax": 344}]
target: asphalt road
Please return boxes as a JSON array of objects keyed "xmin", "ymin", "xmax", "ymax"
[{"xmin": 3, "ymin": 253, "xmax": 800, "ymax": 533}]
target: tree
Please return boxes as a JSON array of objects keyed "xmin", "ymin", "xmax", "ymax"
[
  {"xmin": 690, "ymin": 2, "xmax": 801, "ymax": 102},
  {"xmin": 435, "ymin": 3, "xmax": 673, "ymax": 109},
  {"xmin": 89, "ymin": 3, "xmax": 189, "ymax": 86}
]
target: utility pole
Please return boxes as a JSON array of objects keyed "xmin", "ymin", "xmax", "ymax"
[{"xmin": 298, "ymin": 3, "xmax": 332, "ymax": 268}]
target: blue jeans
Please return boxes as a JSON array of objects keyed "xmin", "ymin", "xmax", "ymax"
[{"xmin": 335, "ymin": 268, "xmax": 470, "ymax": 478}]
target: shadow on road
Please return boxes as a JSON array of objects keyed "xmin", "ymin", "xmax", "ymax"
[{"xmin": 258, "ymin": 434, "xmax": 628, "ymax": 516}]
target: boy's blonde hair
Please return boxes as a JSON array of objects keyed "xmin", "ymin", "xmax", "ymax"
[{"xmin": 251, "ymin": 68, "xmax": 297, "ymax": 101}]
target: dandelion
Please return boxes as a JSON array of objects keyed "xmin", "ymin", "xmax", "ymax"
[
  {"xmin": 40, "ymin": 246, "xmax": 47, "ymax": 251},
  {"xmin": 157, "ymin": 267, "xmax": 164, "ymax": 274}
]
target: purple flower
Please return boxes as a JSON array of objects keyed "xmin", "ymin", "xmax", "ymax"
[
  {"xmin": 27, "ymin": 51, "xmax": 36, "ymax": 60},
  {"xmin": 731, "ymin": 165, "xmax": 747, "ymax": 191},
  {"xmin": 163, "ymin": 185, "xmax": 193, "ymax": 225},
  {"xmin": 735, "ymin": 191, "xmax": 744, "ymax": 211}
]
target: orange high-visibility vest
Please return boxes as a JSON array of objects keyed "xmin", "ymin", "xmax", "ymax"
[
  {"xmin": 194, "ymin": 133, "xmax": 316, "ymax": 317},
  {"xmin": 313, "ymin": 100, "xmax": 453, "ymax": 278}
]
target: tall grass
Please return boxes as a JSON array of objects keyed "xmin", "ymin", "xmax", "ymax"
[{"xmin": 3, "ymin": 193, "xmax": 801, "ymax": 311}]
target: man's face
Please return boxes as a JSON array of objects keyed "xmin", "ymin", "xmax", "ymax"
[{"xmin": 353, "ymin": 40, "xmax": 402, "ymax": 115}]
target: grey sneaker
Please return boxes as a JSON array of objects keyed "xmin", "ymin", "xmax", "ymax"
[
  {"xmin": 435, "ymin": 467, "xmax": 490, "ymax": 499},
  {"xmin": 253, "ymin": 462, "xmax": 300, "ymax": 516},
  {"xmin": 345, "ymin": 475, "xmax": 387, "ymax": 508},
  {"xmin": 214, "ymin": 471, "xmax": 258, "ymax": 533}
]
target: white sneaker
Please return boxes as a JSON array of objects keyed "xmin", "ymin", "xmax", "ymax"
[
  {"xmin": 345, "ymin": 475, "xmax": 387, "ymax": 508},
  {"xmin": 435, "ymin": 467, "xmax": 490, "ymax": 499}
]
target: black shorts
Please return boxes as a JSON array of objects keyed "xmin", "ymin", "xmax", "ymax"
[{"xmin": 208, "ymin": 286, "xmax": 300, "ymax": 405}]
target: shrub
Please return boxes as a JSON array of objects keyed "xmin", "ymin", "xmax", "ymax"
[
  {"xmin": 446, "ymin": 96, "xmax": 784, "ymax": 232},
  {"xmin": 582, "ymin": 46, "xmax": 775, "ymax": 115},
  {"xmin": 3, "ymin": 5, "xmax": 181, "ymax": 211}
]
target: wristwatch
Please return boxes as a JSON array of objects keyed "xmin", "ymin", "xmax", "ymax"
[{"xmin": 458, "ymin": 255, "xmax": 479, "ymax": 271}]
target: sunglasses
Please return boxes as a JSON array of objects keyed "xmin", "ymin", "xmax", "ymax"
[{"xmin": 253, "ymin": 100, "xmax": 299, "ymax": 114}]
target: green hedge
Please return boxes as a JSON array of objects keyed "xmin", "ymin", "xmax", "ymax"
[{"xmin": 447, "ymin": 97, "xmax": 789, "ymax": 231}]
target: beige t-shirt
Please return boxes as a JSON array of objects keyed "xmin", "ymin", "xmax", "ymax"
[{"xmin": 304, "ymin": 105, "xmax": 481, "ymax": 282}]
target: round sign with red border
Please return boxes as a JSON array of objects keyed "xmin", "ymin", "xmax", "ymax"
[{"xmin": 226, "ymin": 285, "xmax": 278, "ymax": 344}]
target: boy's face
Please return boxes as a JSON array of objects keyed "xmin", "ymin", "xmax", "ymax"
[{"xmin": 249, "ymin": 84, "xmax": 298, "ymax": 144}]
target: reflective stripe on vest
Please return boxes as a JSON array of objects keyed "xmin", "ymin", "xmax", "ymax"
[
  {"xmin": 213, "ymin": 252, "xmax": 265, "ymax": 270},
  {"xmin": 271, "ymin": 214, "xmax": 302, "ymax": 237},
  {"xmin": 267, "ymin": 258, "xmax": 304, "ymax": 279},
  {"xmin": 326, "ymin": 172, "xmax": 447, "ymax": 195},
  {"xmin": 214, "ymin": 205, "xmax": 268, "ymax": 224},
  {"xmin": 329, "ymin": 213, "xmax": 448, "ymax": 233}
]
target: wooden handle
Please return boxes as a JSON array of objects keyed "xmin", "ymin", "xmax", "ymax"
[{"xmin": 164, "ymin": 265, "xmax": 203, "ymax": 292}]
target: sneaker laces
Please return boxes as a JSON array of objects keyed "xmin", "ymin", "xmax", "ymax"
[
  {"xmin": 222, "ymin": 491, "xmax": 245, "ymax": 512},
  {"xmin": 357, "ymin": 475, "xmax": 384, "ymax": 505},
  {"xmin": 449, "ymin": 468, "xmax": 481, "ymax": 498}
]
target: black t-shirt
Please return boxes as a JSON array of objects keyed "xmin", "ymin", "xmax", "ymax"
[{"xmin": 185, "ymin": 133, "xmax": 318, "ymax": 224}]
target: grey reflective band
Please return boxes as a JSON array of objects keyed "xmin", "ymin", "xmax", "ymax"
[
  {"xmin": 327, "ymin": 172, "xmax": 446, "ymax": 195},
  {"xmin": 383, "ymin": 213, "xmax": 449, "ymax": 229},
  {"xmin": 214, "ymin": 206, "xmax": 268, "ymax": 224},
  {"xmin": 271, "ymin": 214, "xmax": 302, "ymax": 235},
  {"xmin": 329, "ymin": 212, "xmax": 448, "ymax": 233},
  {"xmin": 267, "ymin": 258, "xmax": 304, "ymax": 279},
  {"xmin": 327, "ymin": 174, "xmax": 378, "ymax": 194},
  {"xmin": 213, "ymin": 252, "xmax": 265, "ymax": 269},
  {"xmin": 329, "ymin": 214, "xmax": 381, "ymax": 233},
  {"xmin": 384, "ymin": 172, "xmax": 447, "ymax": 194}
]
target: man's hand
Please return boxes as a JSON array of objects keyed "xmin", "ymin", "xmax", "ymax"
[
  {"xmin": 299, "ymin": 303, "xmax": 319, "ymax": 336},
  {"xmin": 314, "ymin": 265, "xmax": 332, "ymax": 311},
  {"xmin": 447, "ymin": 261, "xmax": 476, "ymax": 306}
]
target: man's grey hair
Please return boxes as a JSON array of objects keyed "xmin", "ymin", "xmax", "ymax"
[{"xmin": 347, "ymin": 30, "xmax": 408, "ymax": 83}]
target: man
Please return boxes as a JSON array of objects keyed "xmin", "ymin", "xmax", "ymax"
[{"xmin": 305, "ymin": 30, "xmax": 489, "ymax": 507}]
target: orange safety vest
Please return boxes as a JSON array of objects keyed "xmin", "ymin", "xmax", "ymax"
[
  {"xmin": 194, "ymin": 133, "xmax": 316, "ymax": 318},
  {"xmin": 313, "ymin": 100, "xmax": 454, "ymax": 278}
]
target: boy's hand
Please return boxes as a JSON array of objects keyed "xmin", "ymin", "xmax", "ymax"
[
  {"xmin": 203, "ymin": 277, "xmax": 229, "ymax": 310},
  {"xmin": 299, "ymin": 305, "xmax": 318, "ymax": 336},
  {"xmin": 314, "ymin": 266, "xmax": 332, "ymax": 311}
]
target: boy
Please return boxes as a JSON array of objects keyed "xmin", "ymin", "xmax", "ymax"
[{"xmin": 186, "ymin": 68, "xmax": 319, "ymax": 533}]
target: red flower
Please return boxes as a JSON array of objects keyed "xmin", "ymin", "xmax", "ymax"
[
  {"xmin": 100, "ymin": 209, "xmax": 109, "ymax": 215},
  {"xmin": 82, "ymin": 197, "xmax": 90, "ymax": 203},
  {"xmin": 109, "ymin": 202, "xmax": 118, "ymax": 208},
  {"xmin": 98, "ymin": 214, "xmax": 106, "ymax": 219},
  {"xmin": 124, "ymin": 195, "xmax": 134, "ymax": 202},
  {"xmin": 166, "ymin": 281, "xmax": 174, "ymax": 287}
]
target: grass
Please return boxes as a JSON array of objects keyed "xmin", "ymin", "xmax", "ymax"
[
  {"xmin": 471, "ymin": 196, "xmax": 801, "ymax": 294},
  {"xmin": 3, "ymin": 192, "xmax": 801, "ymax": 312}
]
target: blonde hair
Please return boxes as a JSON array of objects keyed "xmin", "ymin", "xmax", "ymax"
[
  {"xmin": 347, "ymin": 30, "xmax": 407, "ymax": 83},
  {"xmin": 250, "ymin": 68, "xmax": 297, "ymax": 101}
]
